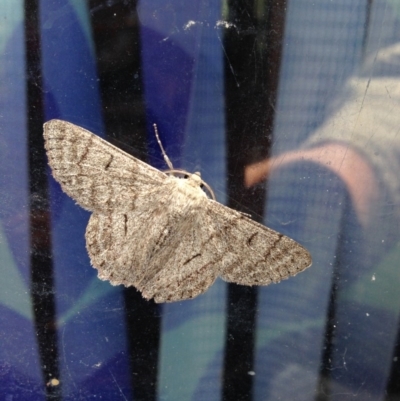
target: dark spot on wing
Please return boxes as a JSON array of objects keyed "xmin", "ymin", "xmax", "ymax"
[
  {"xmin": 183, "ymin": 253, "xmax": 201, "ymax": 265},
  {"xmin": 247, "ymin": 232, "xmax": 258, "ymax": 246},
  {"xmin": 104, "ymin": 155, "xmax": 113, "ymax": 170}
]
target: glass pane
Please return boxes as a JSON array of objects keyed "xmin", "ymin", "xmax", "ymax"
[{"xmin": 0, "ymin": 0, "xmax": 399, "ymax": 400}]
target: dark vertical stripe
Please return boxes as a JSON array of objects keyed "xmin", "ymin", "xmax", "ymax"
[
  {"xmin": 313, "ymin": 272, "xmax": 339, "ymax": 401},
  {"xmin": 89, "ymin": 1, "xmax": 160, "ymax": 400},
  {"xmin": 223, "ymin": 286, "xmax": 257, "ymax": 401},
  {"xmin": 223, "ymin": 1, "xmax": 287, "ymax": 400},
  {"xmin": 89, "ymin": 0, "xmax": 147, "ymax": 153},
  {"xmin": 314, "ymin": 197, "xmax": 349, "ymax": 401},
  {"xmin": 124, "ymin": 291, "xmax": 161, "ymax": 401},
  {"xmin": 383, "ymin": 321, "xmax": 400, "ymax": 401},
  {"xmin": 361, "ymin": 0, "xmax": 374, "ymax": 59},
  {"xmin": 25, "ymin": 0, "xmax": 60, "ymax": 398}
]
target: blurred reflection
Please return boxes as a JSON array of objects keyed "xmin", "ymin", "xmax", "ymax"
[
  {"xmin": 247, "ymin": 43, "xmax": 400, "ymax": 400},
  {"xmin": 246, "ymin": 142, "xmax": 378, "ymax": 227},
  {"xmin": 247, "ymin": 41, "xmax": 400, "ymax": 246}
]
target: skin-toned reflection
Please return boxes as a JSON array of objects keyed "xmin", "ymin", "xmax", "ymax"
[
  {"xmin": 246, "ymin": 43, "xmax": 400, "ymax": 233},
  {"xmin": 245, "ymin": 142, "xmax": 379, "ymax": 227},
  {"xmin": 248, "ymin": 42, "xmax": 400, "ymax": 400}
]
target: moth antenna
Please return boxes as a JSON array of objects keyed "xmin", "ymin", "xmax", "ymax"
[{"xmin": 153, "ymin": 124, "xmax": 174, "ymax": 170}]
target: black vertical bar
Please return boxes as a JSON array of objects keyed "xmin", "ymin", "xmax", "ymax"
[
  {"xmin": 25, "ymin": 0, "xmax": 60, "ymax": 398},
  {"xmin": 89, "ymin": 1, "xmax": 160, "ymax": 400},
  {"xmin": 222, "ymin": 1, "xmax": 287, "ymax": 400},
  {"xmin": 223, "ymin": 286, "xmax": 257, "ymax": 401},
  {"xmin": 361, "ymin": 0, "xmax": 374, "ymax": 59},
  {"xmin": 383, "ymin": 320, "xmax": 400, "ymax": 401},
  {"xmin": 88, "ymin": 0, "xmax": 148, "ymax": 150},
  {"xmin": 313, "ymin": 272, "xmax": 339, "ymax": 401},
  {"xmin": 314, "ymin": 198, "xmax": 349, "ymax": 401},
  {"xmin": 124, "ymin": 291, "xmax": 161, "ymax": 401}
]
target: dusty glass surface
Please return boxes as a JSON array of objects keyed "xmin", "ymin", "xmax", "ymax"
[{"xmin": 0, "ymin": 0, "xmax": 399, "ymax": 400}]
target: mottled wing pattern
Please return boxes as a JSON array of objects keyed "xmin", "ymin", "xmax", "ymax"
[
  {"xmin": 44, "ymin": 119, "xmax": 312, "ymax": 303},
  {"xmin": 43, "ymin": 119, "xmax": 166, "ymax": 213},
  {"xmin": 205, "ymin": 201, "xmax": 312, "ymax": 286},
  {"xmin": 136, "ymin": 207, "xmax": 222, "ymax": 302},
  {"xmin": 85, "ymin": 201, "xmax": 222, "ymax": 303},
  {"xmin": 85, "ymin": 196, "xmax": 311, "ymax": 303}
]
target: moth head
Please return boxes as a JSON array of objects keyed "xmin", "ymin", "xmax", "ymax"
[
  {"xmin": 165, "ymin": 170, "xmax": 215, "ymax": 200},
  {"xmin": 187, "ymin": 172, "xmax": 202, "ymax": 188},
  {"xmin": 187, "ymin": 172, "xmax": 216, "ymax": 200}
]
